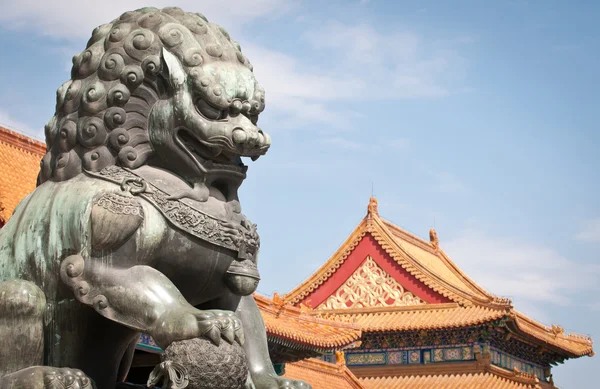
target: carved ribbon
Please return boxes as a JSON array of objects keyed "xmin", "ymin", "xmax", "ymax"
[{"xmin": 85, "ymin": 165, "xmax": 259, "ymax": 258}]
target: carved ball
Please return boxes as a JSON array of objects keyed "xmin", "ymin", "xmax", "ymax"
[{"xmin": 162, "ymin": 338, "xmax": 248, "ymax": 389}]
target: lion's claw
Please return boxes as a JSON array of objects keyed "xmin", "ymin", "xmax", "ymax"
[
  {"xmin": 195, "ymin": 309, "xmax": 243, "ymax": 346},
  {"xmin": 250, "ymin": 374, "xmax": 312, "ymax": 389},
  {"xmin": 201, "ymin": 325, "xmax": 222, "ymax": 346},
  {"xmin": 276, "ymin": 379, "xmax": 310, "ymax": 389},
  {"xmin": 150, "ymin": 307, "xmax": 244, "ymax": 348}
]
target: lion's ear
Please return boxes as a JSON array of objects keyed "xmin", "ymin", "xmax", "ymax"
[{"xmin": 161, "ymin": 48, "xmax": 186, "ymax": 90}]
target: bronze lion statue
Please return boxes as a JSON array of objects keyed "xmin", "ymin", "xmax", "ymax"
[{"xmin": 0, "ymin": 6, "xmax": 308, "ymax": 389}]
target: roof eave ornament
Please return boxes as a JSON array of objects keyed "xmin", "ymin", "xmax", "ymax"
[
  {"xmin": 429, "ymin": 228, "xmax": 439, "ymax": 252},
  {"xmin": 367, "ymin": 197, "xmax": 379, "ymax": 219},
  {"xmin": 335, "ymin": 351, "xmax": 346, "ymax": 367}
]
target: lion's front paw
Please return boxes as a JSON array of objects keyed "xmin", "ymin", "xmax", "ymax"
[
  {"xmin": 0, "ymin": 366, "xmax": 94, "ymax": 389},
  {"xmin": 150, "ymin": 307, "xmax": 244, "ymax": 348},
  {"xmin": 197, "ymin": 309, "xmax": 244, "ymax": 346},
  {"xmin": 251, "ymin": 374, "xmax": 311, "ymax": 389},
  {"xmin": 274, "ymin": 377, "xmax": 311, "ymax": 389}
]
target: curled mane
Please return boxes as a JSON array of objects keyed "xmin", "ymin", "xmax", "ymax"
[{"xmin": 39, "ymin": 6, "xmax": 258, "ymax": 184}]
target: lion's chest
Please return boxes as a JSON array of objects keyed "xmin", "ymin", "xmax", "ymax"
[{"xmin": 150, "ymin": 226, "xmax": 236, "ymax": 306}]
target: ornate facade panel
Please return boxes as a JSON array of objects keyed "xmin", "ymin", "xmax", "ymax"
[
  {"xmin": 346, "ymin": 352, "xmax": 386, "ymax": 366},
  {"xmin": 331, "ymin": 344, "xmax": 547, "ymax": 382},
  {"xmin": 490, "ymin": 347, "xmax": 545, "ymax": 380},
  {"xmin": 317, "ymin": 256, "xmax": 426, "ymax": 309}
]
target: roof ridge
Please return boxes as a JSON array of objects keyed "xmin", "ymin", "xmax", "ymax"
[
  {"xmin": 283, "ymin": 218, "xmax": 368, "ymax": 305},
  {"xmin": 381, "ymin": 212, "xmax": 514, "ymax": 309},
  {"xmin": 369, "ymin": 216, "xmax": 471, "ymax": 305},
  {"xmin": 310, "ymin": 302, "xmax": 463, "ymax": 315},
  {"xmin": 374, "ymin": 215, "xmax": 516, "ymax": 309},
  {"xmin": 436, "ymin": 247, "xmax": 511, "ymax": 307},
  {"xmin": 0, "ymin": 126, "xmax": 46, "ymax": 156},
  {"xmin": 380, "ymin": 217, "xmax": 436, "ymax": 252}
]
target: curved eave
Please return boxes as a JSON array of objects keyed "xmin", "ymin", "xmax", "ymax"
[
  {"xmin": 285, "ymin": 358, "xmax": 366, "ymax": 389},
  {"xmin": 312, "ymin": 303, "xmax": 509, "ymax": 333},
  {"xmin": 256, "ymin": 294, "xmax": 362, "ymax": 351},
  {"xmin": 507, "ymin": 311, "xmax": 594, "ymax": 358}
]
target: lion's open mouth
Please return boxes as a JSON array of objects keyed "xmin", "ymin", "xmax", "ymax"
[
  {"xmin": 177, "ymin": 130, "xmax": 244, "ymax": 168},
  {"xmin": 175, "ymin": 129, "xmax": 249, "ymax": 202}
]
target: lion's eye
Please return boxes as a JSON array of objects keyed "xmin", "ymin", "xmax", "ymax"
[{"xmin": 195, "ymin": 99, "xmax": 225, "ymax": 120}]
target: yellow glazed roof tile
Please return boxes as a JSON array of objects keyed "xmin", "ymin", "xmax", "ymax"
[
  {"xmin": 256, "ymin": 294, "xmax": 362, "ymax": 350},
  {"xmin": 0, "ymin": 126, "xmax": 45, "ymax": 221},
  {"xmin": 360, "ymin": 372, "xmax": 542, "ymax": 389},
  {"xmin": 284, "ymin": 358, "xmax": 365, "ymax": 389},
  {"xmin": 312, "ymin": 303, "xmax": 507, "ymax": 332},
  {"xmin": 382, "ymin": 219, "xmax": 484, "ymax": 298}
]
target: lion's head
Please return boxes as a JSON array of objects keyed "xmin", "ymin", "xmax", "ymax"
[{"xmin": 39, "ymin": 6, "xmax": 270, "ymax": 197}]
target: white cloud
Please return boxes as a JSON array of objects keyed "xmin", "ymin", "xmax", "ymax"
[
  {"xmin": 248, "ymin": 19, "xmax": 470, "ymax": 127},
  {"xmin": 0, "ymin": 2, "xmax": 471, "ymax": 129},
  {"xmin": 0, "ymin": 109, "xmax": 42, "ymax": 139},
  {"xmin": 0, "ymin": 0, "xmax": 292, "ymax": 40},
  {"xmin": 302, "ymin": 20, "xmax": 468, "ymax": 99},
  {"xmin": 241, "ymin": 44, "xmax": 365, "ymax": 128},
  {"xmin": 443, "ymin": 230, "xmax": 600, "ymax": 313},
  {"xmin": 575, "ymin": 218, "xmax": 600, "ymax": 242}
]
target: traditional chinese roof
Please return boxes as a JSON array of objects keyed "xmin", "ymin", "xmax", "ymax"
[
  {"xmin": 508, "ymin": 311, "xmax": 593, "ymax": 358},
  {"xmin": 283, "ymin": 357, "xmax": 366, "ymax": 389},
  {"xmin": 0, "ymin": 126, "xmax": 45, "ymax": 223},
  {"xmin": 256, "ymin": 294, "xmax": 362, "ymax": 363},
  {"xmin": 283, "ymin": 197, "xmax": 594, "ymax": 360}
]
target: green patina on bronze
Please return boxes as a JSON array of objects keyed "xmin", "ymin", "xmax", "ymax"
[{"xmin": 0, "ymin": 7, "xmax": 308, "ymax": 389}]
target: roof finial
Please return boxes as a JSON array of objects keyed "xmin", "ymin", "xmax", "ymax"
[
  {"xmin": 335, "ymin": 351, "xmax": 346, "ymax": 366},
  {"xmin": 429, "ymin": 228, "xmax": 439, "ymax": 251},
  {"xmin": 367, "ymin": 196, "xmax": 378, "ymax": 217}
]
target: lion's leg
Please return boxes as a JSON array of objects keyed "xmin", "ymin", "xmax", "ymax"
[
  {"xmin": 202, "ymin": 294, "xmax": 311, "ymax": 389},
  {"xmin": 71, "ymin": 313, "xmax": 139, "ymax": 389},
  {"xmin": 0, "ymin": 280, "xmax": 46, "ymax": 377},
  {"xmin": 117, "ymin": 337, "xmax": 139, "ymax": 383},
  {"xmin": 59, "ymin": 255, "xmax": 243, "ymax": 349},
  {"xmin": 238, "ymin": 296, "xmax": 311, "ymax": 389}
]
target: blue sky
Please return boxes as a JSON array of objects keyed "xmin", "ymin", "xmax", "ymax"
[{"xmin": 0, "ymin": 0, "xmax": 598, "ymax": 386}]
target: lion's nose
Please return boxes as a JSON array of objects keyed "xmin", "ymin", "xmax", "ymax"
[
  {"xmin": 232, "ymin": 128, "xmax": 247, "ymax": 144},
  {"xmin": 232, "ymin": 128, "xmax": 269, "ymax": 149}
]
